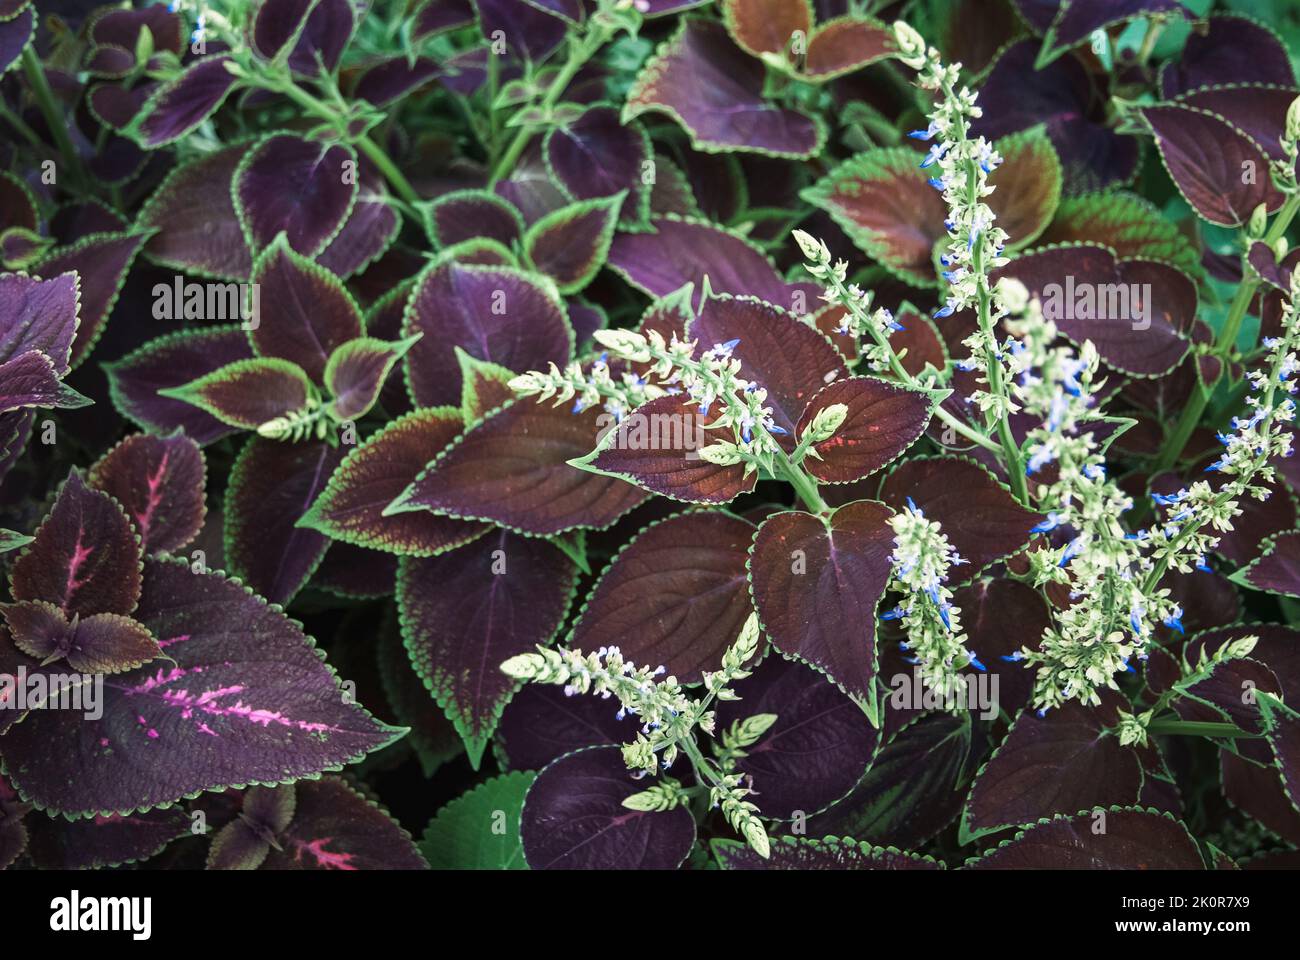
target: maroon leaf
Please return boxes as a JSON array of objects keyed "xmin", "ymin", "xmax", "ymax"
[
  {"xmin": 130, "ymin": 55, "xmax": 240, "ymax": 148},
  {"xmin": 544, "ymin": 106, "xmax": 651, "ymax": 224},
  {"xmin": 324, "ymin": 336, "xmax": 417, "ymax": 421},
  {"xmin": 87, "ymin": 433, "xmax": 206, "ymax": 554},
  {"xmin": 715, "ymin": 654, "xmax": 881, "ymax": 817},
  {"xmin": 520, "ymin": 746, "xmax": 696, "ymax": 869},
  {"xmin": 1234, "ymin": 531, "xmax": 1300, "ymax": 597},
  {"xmin": 426, "ymin": 189, "xmax": 524, "ymax": 249},
  {"xmin": 748, "ymin": 500, "xmax": 895, "ymax": 719},
  {"xmin": 225, "ymin": 437, "xmax": 345, "ymax": 605},
  {"xmin": 1160, "ymin": 14, "xmax": 1296, "ymax": 98},
  {"xmin": 402, "ymin": 260, "xmax": 572, "ymax": 407},
  {"xmin": 105, "ymin": 326, "xmax": 255, "ymax": 445},
  {"xmin": 2, "ymin": 601, "xmax": 162, "ymax": 674},
  {"xmin": 963, "ymin": 692, "xmax": 1144, "ymax": 839},
  {"xmin": 1141, "ymin": 104, "xmax": 1285, "ymax": 228},
  {"xmin": 300, "ymin": 408, "xmax": 488, "ymax": 557},
  {"xmin": 804, "ymin": 16, "xmax": 897, "ymax": 79},
  {"xmin": 136, "ymin": 144, "xmax": 251, "ymax": 279},
  {"xmin": 954, "ymin": 578, "xmax": 1047, "ymax": 713},
  {"xmin": 624, "ymin": 19, "xmax": 824, "ymax": 158},
  {"xmin": 158, "ymin": 357, "xmax": 314, "ymax": 431},
  {"xmin": 10, "ymin": 471, "xmax": 142, "ymax": 618},
  {"xmin": 392, "ymin": 398, "xmax": 649, "ymax": 535},
  {"xmin": 24, "ymin": 808, "xmax": 188, "ymax": 870},
  {"xmin": 714, "ymin": 835, "xmax": 940, "ymax": 869},
  {"xmin": 494, "ymin": 683, "xmax": 641, "ymax": 772},
  {"xmin": 720, "ymin": 0, "xmax": 812, "ymax": 60},
  {"xmin": 571, "ymin": 510, "xmax": 755, "ymax": 683},
  {"xmin": 877, "ymin": 457, "xmax": 1044, "ymax": 574},
  {"xmin": 966, "ymin": 808, "xmax": 1206, "ymax": 869},
  {"xmin": 252, "ymin": 0, "xmax": 355, "ymax": 77},
  {"xmin": 690, "ymin": 294, "xmax": 848, "ymax": 441},
  {"xmin": 234, "ymin": 134, "xmax": 358, "ymax": 256},
  {"xmin": 582, "ymin": 393, "xmax": 757, "ymax": 505},
  {"xmin": 317, "ymin": 164, "xmax": 400, "ymax": 278},
  {"xmin": 250, "ymin": 237, "xmax": 364, "ymax": 383},
  {"xmin": 795, "ymin": 377, "xmax": 934, "ymax": 483},
  {"xmin": 397, "ymin": 530, "xmax": 578, "ymax": 767},
  {"xmin": 522, "ymin": 194, "xmax": 622, "ymax": 294}
]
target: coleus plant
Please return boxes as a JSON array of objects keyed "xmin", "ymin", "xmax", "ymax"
[{"xmin": 4, "ymin": 0, "xmax": 1300, "ymax": 875}]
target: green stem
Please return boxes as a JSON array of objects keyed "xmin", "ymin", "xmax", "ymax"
[
  {"xmin": 1146, "ymin": 719, "xmax": 1258, "ymax": 739},
  {"xmin": 1153, "ymin": 193, "xmax": 1300, "ymax": 475},
  {"xmin": 20, "ymin": 48, "xmax": 83, "ymax": 188},
  {"xmin": 775, "ymin": 445, "xmax": 828, "ymax": 514},
  {"xmin": 973, "ymin": 243, "xmax": 1030, "ymax": 504}
]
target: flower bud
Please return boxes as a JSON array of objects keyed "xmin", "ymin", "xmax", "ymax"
[
  {"xmin": 1287, "ymin": 94, "xmax": 1300, "ymax": 144},
  {"xmin": 995, "ymin": 276, "xmax": 1030, "ymax": 314},
  {"xmin": 592, "ymin": 328, "xmax": 651, "ymax": 362},
  {"xmin": 891, "ymin": 20, "xmax": 927, "ymax": 69},
  {"xmin": 1248, "ymin": 202, "xmax": 1269, "ymax": 240},
  {"xmin": 802, "ymin": 402, "xmax": 848, "ymax": 444}
]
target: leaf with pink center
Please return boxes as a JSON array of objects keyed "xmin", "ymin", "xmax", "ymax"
[
  {"xmin": 299, "ymin": 407, "xmax": 488, "ymax": 556},
  {"xmin": 877, "ymin": 456, "xmax": 1044, "ymax": 574},
  {"xmin": 520, "ymin": 746, "xmax": 696, "ymax": 869},
  {"xmin": 623, "ymin": 19, "xmax": 824, "ymax": 158},
  {"xmin": 2, "ymin": 601, "xmax": 162, "ymax": 674},
  {"xmin": 570, "ymin": 511, "xmax": 756, "ymax": 683},
  {"xmin": 234, "ymin": 134, "xmax": 358, "ymax": 257},
  {"xmin": 10, "ymin": 471, "xmax": 142, "ymax": 618},
  {"xmin": 250, "ymin": 237, "xmax": 364, "ymax": 383},
  {"xmin": 0, "ymin": 350, "xmax": 91, "ymax": 413},
  {"xmin": 522, "ymin": 193, "xmax": 623, "ymax": 294},
  {"xmin": 795, "ymin": 376, "xmax": 935, "ymax": 484},
  {"xmin": 391, "ymin": 398, "xmax": 649, "ymax": 536},
  {"xmin": 87, "ymin": 433, "xmax": 206, "ymax": 554},
  {"xmin": 401, "ymin": 260, "xmax": 572, "ymax": 408},
  {"xmin": 965, "ymin": 808, "xmax": 1206, "ymax": 869},
  {"xmin": 0, "ymin": 556, "xmax": 404, "ymax": 818},
  {"xmin": 398, "ymin": 531, "xmax": 578, "ymax": 767},
  {"xmin": 136, "ymin": 144, "xmax": 251, "ymax": 279},
  {"xmin": 32, "ymin": 231, "xmax": 147, "ymax": 369},
  {"xmin": 748, "ymin": 500, "xmax": 895, "ymax": 721},
  {"xmin": 0, "ymin": 272, "xmax": 78, "ymax": 374},
  {"xmin": 225, "ymin": 437, "xmax": 345, "ymax": 605},
  {"xmin": 713, "ymin": 835, "xmax": 941, "ymax": 870},
  {"xmin": 688, "ymin": 294, "xmax": 848, "ymax": 442},
  {"xmin": 105, "ymin": 326, "xmax": 255, "ymax": 444},
  {"xmin": 127, "ymin": 55, "xmax": 240, "ymax": 148},
  {"xmin": 158, "ymin": 357, "xmax": 315, "ymax": 432},
  {"xmin": 578, "ymin": 393, "xmax": 758, "ymax": 505},
  {"xmin": 544, "ymin": 107, "xmax": 651, "ymax": 226},
  {"xmin": 715, "ymin": 654, "xmax": 882, "ymax": 817}
]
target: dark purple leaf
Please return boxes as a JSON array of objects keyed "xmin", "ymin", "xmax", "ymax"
[
  {"xmin": 225, "ymin": 437, "xmax": 344, "ymax": 605},
  {"xmin": 402, "ymin": 260, "xmax": 572, "ymax": 407},
  {"xmin": 253, "ymin": 0, "xmax": 355, "ymax": 77},
  {"xmin": 714, "ymin": 835, "xmax": 940, "ymax": 869},
  {"xmin": 520, "ymin": 746, "xmax": 696, "ymax": 869},
  {"xmin": 10, "ymin": 471, "xmax": 142, "ymax": 618},
  {"xmin": 878, "ymin": 456, "xmax": 1044, "ymax": 574},
  {"xmin": 353, "ymin": 55, "xmax": 442, "ymax": 106},
  {"xmin": 966, "ymin": 807, "xmax": 1206, "ymax": 869},
  {"xmin": 234, "ymin": 134, "xmax": 358, "ymax": 256},
  {"xmin": 250, "ymin": 237, "xmax": 364, "ymax": 383},
  {"xmin": 392, "ymin": 398, "xmax": 649, "ymax": 535},
  {"xmin": 0, "ymin": 171, "xmax": 37, "ymax": 232},
  {"xmin": 3, "ymin": 601, "xmax": 162, "ymax": 674},
  {"xmin": 105, "ymin": 326, "xmax": 255, "ymax": 445},
  {"xmin": 0, "ymin": 272, "xmax": 78, "ymax": 374},
  {"xmin": 0, "ymin": 350, "xmax": 89, "ymax": 413},
  {"xmin": 474, "ymin": 0, "xmax": 565, "ymax": 61},
  {"xmin": 1174, "ymin": 84, "xmax": 1300, "ymax": 165},
  {"xmin": 1038, "ymin": 191, "xmax": 1203, "ymax": 277},
  {"xmin": 87, "ymin": 433, "xmax": 206, "ymax": 555},
  {"xmin": 397, "ymin": 530, "xmax": 578, "ymax": 767},
  {"xmin": 749, "ymin": 500, "xmax": 895, "ymax": 719},
  {"xmin": 1221, "ymin": 746, "xmax": 1300, "ymax": 846},
  {"xmin": 716, "ymin": 655, "xmax": 881, "ymax": 818},
  {"xmin": 1041, "ymin": 1, "xmax": 1188, "ymax": 63},
  {"xmin": 324, "ymin": 336, "xmax": 416, "ymax": 421},
  {"xmin": 427, "ymin": 190, "xmax": 524, "ymax": 249},
  {"xmin": 522, "ymin": 194, "xmax": 622, "ymax": 294},
  {"xmin": 495, "ymin": 683, "xmax": 641, "ymax": 771},
  {"xmin": 624, "ymin": 19, "xmax": 824, "ymax": 158},
  {"xmin": 130, "ymin": 55, "xmax": 239, "ymax": 148},
  {"xmin": 954, "ymin": 578, "xmax": 1046, "ymax": 713},
  {"xmin": 317, "ymin": 162, "xmax": 400, "ymax": 277},
  {"xmin": 413, "ymin": 0, "xmax": 475, "ymax": 38},
  {"xmin": 25, "ymin": 808, "xmax": 188, "ymax": 870},
  {"xmin": 571, "ymin": 510, "xmax": 755, "ymax": 683},
  {"xmin": 89, "ymin": 4, "xmax": 184, "ymax": 53},
  {"xmin": 1235, "ymin": 531, "xmax": 1300, "ymax": 597},
  {"xmin": 545, "ymin": 106, "xmax": 651, "ymax": 225},
  {"xmin": 0, "ymin": 7, "xmax": 34, "ymax": 77},
  {"xmin": 0, "ymin": 557, "xmax": 402, "ymax": 817},
  {"xmin": 159, "ymin": 357, "xmax": 314, "ymax": 431},
  {"xmin": 1160, "ymin": 14, "xmax": 1296, "ymax": 98}
]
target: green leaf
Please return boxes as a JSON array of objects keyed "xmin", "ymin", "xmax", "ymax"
[{"xmin": 419, "ymin": 771, "xmax": 536, "ymax": 869}]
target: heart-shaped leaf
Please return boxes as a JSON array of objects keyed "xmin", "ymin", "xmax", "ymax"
[
  {"xmin": 136, "ymin": 144, "xmax": 251, "ymax": 279},
  {"xmin": 1140, "ymin": 104, "xmax": 1285, "ymax": 228},
  {"xmin": 10, "ymin": 471, "xmax": 142, "ymax": 618},
  {"xmin": 748, "ymin": 500, "xmax": 895, "ymax": 719},
  {"xmin": 571, "ymin": 510, "xmax": 755, "ymax": 683},
  {"xmin": 713, "ymin": 835, "xmax": 941, "ymax": 870},
  {"xmin": 715, "ymin": 654, "xmax": 881, "ymax": 817},
  {"xmin": 624, "ymin": 19, "xmax": 824, "ymax": 158},
  {"xmin": 105, "ymin": 326, "xmax": 255, "ymax": 444},
  {"xmin": 159, "ymin": 357, "xmax": 314, "ymax": 431},
  {"xmin": 249, "ymin": 236, "xmax": 364, "ymax": 383},
  {"xmin": 87, "ymin": 433, "xmax": 206, "ymax": 554},
  {"xmin": 300, "ymin": 408, "xmax": 487, "ymax": 557},
  {"xmin": 420, "ymin": 771, "xmax": 534, "ymax": 869},
  {"xmin": 965, "ymin": 807, "xmax": 1206, "ymax": 869},
  {"xmin": 225, "ymin": 437, "xmax": 344, "ymax": 605},
  {"xmin": 796, "ymin": 377, "xmax": 935, "ymax": 484},
  {"xmin": 127, "ymin": 54, "xmax": 239, "ymax": 148},
  {"xmin": 426, "ymin": 189, "xmax": 524, "ymax": 250},
  {"xmin": 0, "ymin": 557, "xmax": 403, "ymax": 817},
  {"xmin": 877, "ymin": 456, "xmax": 1044, "ymax": 574},
  {"xmin": 324, "ymin": 335, "xmax": 418, "ymax": 421},
  {"xmin": 397, "ymin": 531, "xmax": 578, "ymax": 768},
  {"xmin": 392, "ymin": 398, "xmax": 648, "ymax": 535},
  {"xmin": 963, "ymin": 692, "xmax": 1144, "ymax": 840},
  {"xmin": 520, "ymin": 746, "xmax": 696, "ymax": 869},
  {"xmin": 234, "ymin": 134, "xmax": 358, "ymax": 256},
  {"xmin": 401, "ymin": 260, "xmax": 572, "ymax": 408},
  {"xmin": 522, "ymin": 194, "xmax": 623, "ymax": 294}
]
